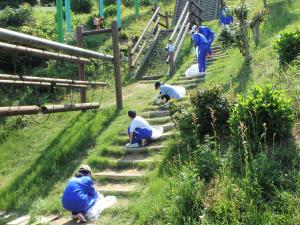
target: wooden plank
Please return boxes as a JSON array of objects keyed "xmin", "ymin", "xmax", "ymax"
[
  {"xmin": 174, "ymin": 22, "xmax": 190, "ymax": 62},
  {"xmin": 174, "ymin": 12, "xmax": 190, "ymax": 49},
  {"xmin": 0, "ymin": 79, "xmax": 88, "ymax": 88},
  {"xmin": 7, "ymin": 215, "xmax": 30, "ymax": 225},
  {"xmin": 170, "ymin": 1, "xmax": 189, "ymax": 41}
]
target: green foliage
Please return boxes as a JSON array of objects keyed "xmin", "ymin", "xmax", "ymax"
[
  {"xmin": 70, "ymin": 0, "xmax": 93, "ymax": 14},
  {"xmin": 21, "ymin": 17, "xmax": 56, "ymax": 40},
  {"xmin": 104, "ymin": 4, "xmax": 117, "ymax": 18},
  {"xmin": 229, "ymin": 85, "xmax": 294, "ymax": 156},
  {"xmin": 40, "ymin": 0, "xmax": 55, "ymax": 6},
  {"xmin": 274, "ymin": 30, "xmax": 300, "ymax": 65},
  {"xmin": 134, "ymin": 166, "xmax": 204, "ymax": 225},
  {"xmin": 0, "ymin": 4, "xmax": 34, "ymax": 27},
  {"xmin": 171, "ymin": 86, "xmax": 231, "ymax": 144},
  {"xmin": 0, "ymin": 117, "xmax": 29, "ymax": 144}
]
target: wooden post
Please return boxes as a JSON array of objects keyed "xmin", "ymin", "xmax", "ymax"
[
  {"xmin": 168, "ymin": 52, "xmax": 175, "ymax": 76},
  {"xmin": 165, "ymin": 12, "xmax": 169, "ymax": 29},
  {"xmin": 76, "ymin": 26, "xmax": 87, "ymax": 103},
  {"xmin": 111, "ymin": 21, "xmax": 123, "ymax": 110},
  {"xmin": 128, "ymin": 45, "xmax": 132, "ymax": 74}
]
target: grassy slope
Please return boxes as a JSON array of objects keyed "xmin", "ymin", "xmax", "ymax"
[
  {"xmin": 132, "ymin": 0, "xmax": 300, "ymax": 224},
  {"xmin": 0, "ymin": 0, "xmax": 175, "ymax": 217}
]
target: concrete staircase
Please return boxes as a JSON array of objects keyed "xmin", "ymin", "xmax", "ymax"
[{"xmin": 173, "ymin": 0, "xmax": 218, "ymax": 24}]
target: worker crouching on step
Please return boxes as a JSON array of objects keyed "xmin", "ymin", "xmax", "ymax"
[
  {"xmin": 153, "ymin": 81, "xmax": 186, "ymax": 105},
  {"xmin": 126, "ymin": 110, "xmax": 163, "ymax": 148},
  {"xmin": 62, "ymin": 165, "xmax": 117, "ymax": 223}
]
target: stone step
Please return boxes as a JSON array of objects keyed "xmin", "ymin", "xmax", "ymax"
[
  {"xmin": 141, "ymin": 75, "xmax": 164, "ymax": 80},
  {"xmin": 145, "ymin": 105, "xmax": 170, "ymax": 111},
  {"xmin": 177, "ymin": 75, "xmax": 205, "ymax": 81},
  {"xmin": 96, "ymin": 183, "xmax": 138, "ymax": 196},
  {"xmin": 172, "ymin": 78, "xmax": 204, "ymax": 85},
  {"xmin": 142, "ymin": 110, "xmax": 170, "ymax": 118},
  {"xmin": 126, "ymin": 145, "xmax": 165, "ymax": 153},
  {"xmin": 94, "ymin": 169, "xmax": 145, "ymax": 181},
  {"xmin": 146, "ymin": 116, "xmax": 172, "ymax": 125},
  {"xmin": 117, "ymin": 153, "xmax": 156, "ymax": 166},
  {"xmin": 184, "ymin": 83, "xmax": 198, "ymax": 90}
]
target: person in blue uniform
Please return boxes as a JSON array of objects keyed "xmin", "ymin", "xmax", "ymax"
[
  {"xmin": 199, "ymin": 26, "xmax": 215, "ymax": 56},
  {"xmin": 62, "ymin": 165, "xmax": 99, "ymax": 222},
  {"xmin": 193, "ymin": 27, "xmax": 209, "ymax": 76},
  {"xmin": 220, "ymin": 6, "xmax": 234, "ymax": 25}
]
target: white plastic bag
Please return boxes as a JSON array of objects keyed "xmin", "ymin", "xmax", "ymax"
[
  {"xmin": 151, "ymin": 126, "xmax": 164, "ymax": 140},
  {"xmin": 85, "ymin": 194, "xmax": 117, "ymax": 221},
  {"xmin": 185, "ymin": 64, "xmax": 201, "ymax": 77}
]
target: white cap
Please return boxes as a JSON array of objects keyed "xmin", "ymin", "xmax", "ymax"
[{"xmin": 191, "ymin": 25, "xmax": 198, "ymax": 34}]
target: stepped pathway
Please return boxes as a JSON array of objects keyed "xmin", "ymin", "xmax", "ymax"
[{"xmin": 6, "ymin": 45, "xmax": 225, "ymax": 225}]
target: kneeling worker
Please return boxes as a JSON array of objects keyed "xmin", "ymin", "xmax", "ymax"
[
  {"xmin": 127, "ymin": 110, "xmax": 163, "ymax": 148},
  {"xmin": 62, "ymin": 165, "xmax": 116, "ymax": 222},
  {"xmin": 154, "ymin": 81, "xmax": 186, "ymax": 103}
]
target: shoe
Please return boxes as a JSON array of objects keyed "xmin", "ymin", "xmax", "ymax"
[
  {"xmin": 71, "ymin": 213, "xmax": 87, "ymax": 223},
  {"xmin": 126, "ymin": 143, "xmax": 140, "ymax": 148}
]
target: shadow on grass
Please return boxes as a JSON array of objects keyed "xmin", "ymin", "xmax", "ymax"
[
  {"xmin": 0, "ymin": 108, "xmax": 120, "ymax": 213},
  {"xmin": 232, "ymin": 60, "xmax": 252, "ymax": 95},
  {"xmin": 260, "ymin": 1, "xmax": 299, "ymax": 46}
]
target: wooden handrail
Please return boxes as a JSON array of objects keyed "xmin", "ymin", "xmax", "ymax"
[
  {"xmin": 174, "ymin": 12, "xmax": 190, "ymax": 50},
  {"xmin": 170, "ymin": 1, "xmax": 189, "ymax": 41},
  {"xmin": 174, "ymin": 22, "xmax": 190, "ymax": 62},
  {"xmin": 132, "ymin": 17, "xmax": 161, "ymax": 67},
  {"xmin": 0, "ymin": 79, "xmax": 88, "ymax": 88},
  {"xmin": 131, "ymin": 7, "xmax": 160, "ymax": 55}
]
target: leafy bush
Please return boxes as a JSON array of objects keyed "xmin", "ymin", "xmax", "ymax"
[
  {"xmin": 104, "ymin": 4, "xmax": 117, "ymax": 18},
  {"xmin": 0, "ymin": 4, "xmax": 34, "ymax": 27},
  {"xmin": 229, "ymin": 85, "xmax": 294, "ymax": 156},
  {"xmin": 275, "ymin": 30, "xmax": 300, "ymax": 65},
  {"xmin": 0, "ymin": 116, "xmax": 29, "ymax": 143},
  {"xmin": 71, "ymin": 0, "xmax": 93, "ymax": 14},
  {"xmin": 190, "ymin": 85, "xmax": 232, "ymax": 139},
  {"xmin": 21, "ymin": 18, "xmax": 57, "ymax": 40},
  {"xmin": 40, "ymin": 0, "xmax": 55, "ymax": 6}
]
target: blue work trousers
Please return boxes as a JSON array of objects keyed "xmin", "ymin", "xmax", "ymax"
[
  {"xmin": 128, "ymin": 127, "xmax": 152, "ymax": 144},
  {"xmin": 197, "ymin": 44, "xmax": 209, "ymax": 73}
]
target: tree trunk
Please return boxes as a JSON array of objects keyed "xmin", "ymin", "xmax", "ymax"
[
  {"xmin": 263, "ymin": 0, "xmax": 267, "ymax": 8},
  {"xmin": 252, "ymin": 24, "xmax": 260, "ymax": 46},
  {"xmin": 241, "ymin": 22, "xmax": 251, "ymax": 61}
]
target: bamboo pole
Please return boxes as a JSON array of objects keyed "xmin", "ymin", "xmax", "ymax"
[
  {"xmin": 0, "ymin": 79, "xmax": 88, "ymax": 88},
  {"xmin": 0, "ymin": 74, "xmax": 107, "ymax": 86},
  {"xmin": 41, "ymin": 103, "xmax": 100, "ymax": 114},
  {"xmin": 0, "ymin": 42, "xmax": 90, "ymax": 64},
  {"xmin": 0, "ymin": 106, "xmax": 40, "ymax": 116},
  {"xmin": 0, "ymin": 28, "xmax": 113, "ymax": 60}
]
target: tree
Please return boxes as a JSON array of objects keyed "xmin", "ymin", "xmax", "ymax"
[
  {"xmin": 250, "ymin": 9, "xmax": 268, "ymax": 46},
  {"xmin": 218, "ymin": 0, "xmax": 251, "ymax": 61}
]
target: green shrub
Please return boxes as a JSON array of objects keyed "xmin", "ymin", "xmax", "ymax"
[
  {"xmin": 71, "ymin": 0, "xmax": 93, "ymax": 14},
  {"xmin": 229, "ymin": 85, "xmax": 294, "ymax": 156},
  {"xmin": 0, "ymin": 4, "xmax": 33, "ymax": 27},
  {"xmin": 21, "ymin": 18, "xmax": 56, "ymax": 40},
  {"xmin": 189, "ymin": 85, "xmax": 232, "ymax": 139},
  {"xmin": 275, "ymin": 30, "xmax": 300, "ymax": 65},
  {"xmin": 40, "ymin": 0, "xmax": 55, "ymax": 6},
  {"xmin": 104, "ymin": 4, "xmax": 117, "ymax": 18}
]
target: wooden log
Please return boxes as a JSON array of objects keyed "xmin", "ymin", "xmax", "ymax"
[
  {"xmin": 0, "ymin": 28, "xmax": 113, "ymax": 60},
  {"xmin": 0, "ymin": 106, "xmax": 40, "ymax": 116},
  {"xmin": 41, "ymin": 103, "xmax": 100, "ymax": 114},
  {"xmin": 82, "ymin": 28, "xmax": 112, "ymax": 36},
  {"xmin": 0, "ymin": 74, "xmax": 107, "ymax": 87},
  {"xmin": 111, "ymin": 21, "xmax": 123, "ymax": 110},
  {"xmin": 0, "ymin": 42, "xmax": 90, "ymax": 64},
  {"xmin": 0, "ymin": 79, "xmax": 88, "ymax": 88},
  {"xmin": 131, "ymin": 7, "xmax": 160, "ymax": 54}
]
